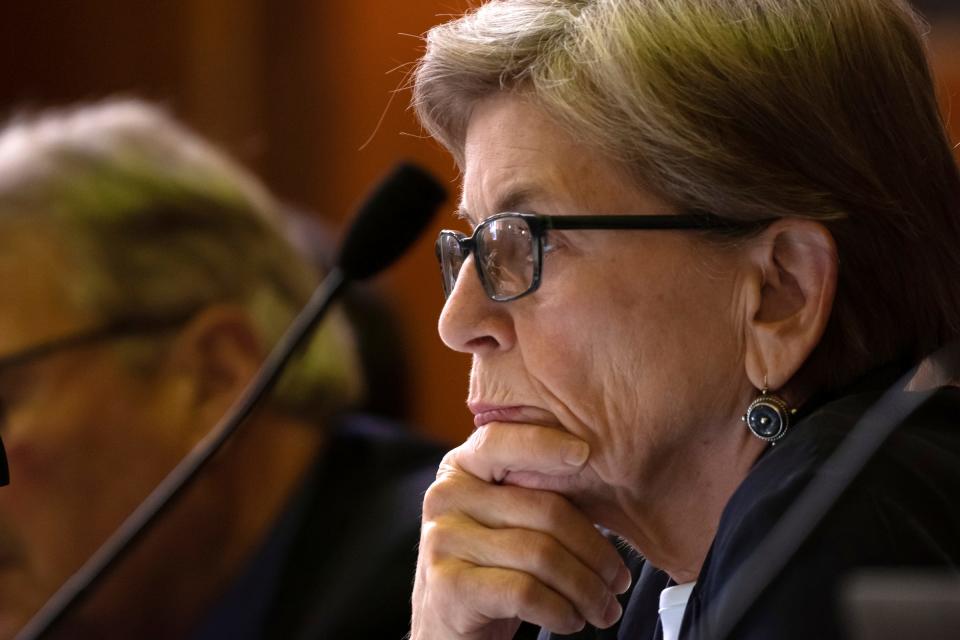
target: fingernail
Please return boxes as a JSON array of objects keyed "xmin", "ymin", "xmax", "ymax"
[
  {"xmin": 603, "ymin": 595, "xmax": 623, "ymax": 627},
  {"xmin": 562, "ymin": 441, "xmax": 590, "ymax": 466},
  {"xmin": 613, "ymin": 565, "xmax": 632, "ymax": 594}
]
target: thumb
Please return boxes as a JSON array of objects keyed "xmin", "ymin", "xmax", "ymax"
[{"xmin": 453, "ymin": 422, "xmax": 590, "ymax": 482}]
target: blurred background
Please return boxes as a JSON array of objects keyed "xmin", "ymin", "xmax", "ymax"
[{"xmin": 0, "ymin": 0, "xmax": 957, "ymax": 446}]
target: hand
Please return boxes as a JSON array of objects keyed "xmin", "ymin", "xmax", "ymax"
[{"xmin": 410, "ymin": 422, "xmax": 632, "ymax": 640}]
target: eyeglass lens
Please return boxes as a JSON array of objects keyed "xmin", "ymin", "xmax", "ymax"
[
  {"xmin": 438, "ymin": 233, "xmax": 466, "ymax": 298},
  {"xmin": 439, "ymin": 216, "xmax": 537, "ymax": 300}
]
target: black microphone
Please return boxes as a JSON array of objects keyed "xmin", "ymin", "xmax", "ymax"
[
  {"xmin": 337, "ymin": 162, "xmax": 447, "ymax": 280},
  {"xmin": 15, "ymin": 162, "xmax": 446, "ymax": 640}
]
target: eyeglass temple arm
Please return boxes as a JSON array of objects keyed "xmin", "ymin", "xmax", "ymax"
[{"xmin": 544, "ymin": 213, "xmax": 751, "ymax": 231}]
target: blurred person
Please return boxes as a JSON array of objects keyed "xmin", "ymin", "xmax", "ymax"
[
  {"xmin": 407, "ymin": 1, "xmax": 960, "ymax": 639},
  {"xmin": 0, "ymin": 99, "xmax": 442, "ymax": 639}
]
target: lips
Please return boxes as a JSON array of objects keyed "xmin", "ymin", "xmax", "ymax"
[{"xmin": 469, "ymin": 403, "xmax": 561, "ymax": 428}]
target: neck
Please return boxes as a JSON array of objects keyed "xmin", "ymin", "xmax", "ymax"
[{"xmin": 611, "ymin": 421, "xmax": 766, "ymax": 583}]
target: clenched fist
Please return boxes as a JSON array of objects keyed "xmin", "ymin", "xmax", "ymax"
[{"xmin": 410, "ymin": 422, "xmax": 632, "ymax": 640}]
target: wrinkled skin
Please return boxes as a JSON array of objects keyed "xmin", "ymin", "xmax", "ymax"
[{"xmin": 410, "ymin": 95, "xmax": 769, "ymax": 639}]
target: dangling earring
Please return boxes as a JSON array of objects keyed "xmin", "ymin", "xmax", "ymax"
[{"xmin": 742, "ymin": 378, "xmax": 796, "ymax": 444}]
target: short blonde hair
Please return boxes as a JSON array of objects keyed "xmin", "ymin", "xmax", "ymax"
[
  {"xmin": 414, "ymin": 0, "xmax": 960, "ymax": 391},
  {"xmin": 0, "ymin": 99, "xmax": 362, "ymax": 418}
]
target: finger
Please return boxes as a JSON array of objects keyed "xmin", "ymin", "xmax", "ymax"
[
  {"xmin": 430, "ymin": 518, "xmax": 622, "ymax": 629},
  {"xmin": 422, "ymin": 474, "xmax": 631, "ymax": 592},
  {"xmin": 431, "ymin": 560, "xmax": 587, "ymax": 636},
  {"xmin": 455, "ymin": 422, "xmax": 590, "ymax": 482}
]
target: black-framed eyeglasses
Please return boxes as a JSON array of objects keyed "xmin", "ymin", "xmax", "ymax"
[
  {"xmin": 435, "ymin": 212, "xmax": 767, "ymax": 302},
  {"xmin": 0, "ymin": 315, "xmax": 193, "ymax": 374}
]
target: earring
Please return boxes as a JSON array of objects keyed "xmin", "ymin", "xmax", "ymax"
[{"xmin": 742, "ymin": 383, "xmax": 796, "ymax": 444}]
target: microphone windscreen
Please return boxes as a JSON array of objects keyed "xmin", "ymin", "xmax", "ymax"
[{"xmin": 336, "ymin": 163, "xmax": 447, "ymax": 280}]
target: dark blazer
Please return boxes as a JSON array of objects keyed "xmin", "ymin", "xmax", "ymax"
[
  {"xmin": 192, "ymin": 414, "xmax": 445, "ymax": 640},
  {"xmin": 540, "ymin": 375, "xmax": 960, "ymax": 640}
]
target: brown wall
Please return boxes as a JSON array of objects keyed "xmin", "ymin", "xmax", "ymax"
[
  {"xmin": 0, "ymin": 0, "xmax": 477, "ymax": 445},
  {"xmin": 0, "ymin": 1, "xmax": 958, "ymax": 446},
  {"xmin": 932, "ymin": 20, "xmax": 960, "ymax": 165},
  {"xmin": 304, "ymin": 2, "xmax": 476, "ymax": 445}
]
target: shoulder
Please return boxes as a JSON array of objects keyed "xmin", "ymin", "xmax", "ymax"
[
  {"xmin": 689, "ymin": 386, "xmax": 960, "ymax": 639},
  {"xmin": 719, "ymin": 385, "xmax": 960, "ymax": 552}
]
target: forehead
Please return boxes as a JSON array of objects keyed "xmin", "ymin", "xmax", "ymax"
[
  {"xmin": 0, "ymin": 221, "xmax": 96, "ymax": 354},
  {"xmin": 460, "ymin": 94, "xmax": 670, "ymax": 222}
]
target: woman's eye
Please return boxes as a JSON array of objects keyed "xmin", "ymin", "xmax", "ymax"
[{"xmin": 543, "ymin": 233, "xmax": 567, "ymax": 255}]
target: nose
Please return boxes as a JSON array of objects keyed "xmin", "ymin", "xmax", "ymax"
[{"xmin": 438, "ymin": 255, "xmax": 515, "ymax": 355}]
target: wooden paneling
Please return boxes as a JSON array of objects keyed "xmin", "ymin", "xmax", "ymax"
[
  {"xmin": 306, "ymin": 1, "xmax": 474, "ymax": 445},
  {"xmin": 930, "ymin": 20, "xmax": 960, "ymax": 164},
  {"xmin": 0, "ymin": 0, "xmax": 476, "ymax": 445}
]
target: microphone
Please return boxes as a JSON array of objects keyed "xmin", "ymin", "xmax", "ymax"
[
  {"xmin": 15, "ymin": 162, "xmax": 446, "ymax": 640},
  {"xmin": 337, "ymin": 162, "xmax": 447, "ymax": 280}
]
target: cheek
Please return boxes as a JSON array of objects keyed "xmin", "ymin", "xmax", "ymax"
[
  {"xmin": 0, "ymin": 389, "xmax": 182, "ymax": 594},
  {"xmin": 518, "ymin": 249, "xmax": 742, "ymax": 480},
  {"xmin": 0, "ymin": 414, "xmax": 111, "ymax": 620},
  {"xmin": 522, "ymin": 258, "xmax": 678, "ymax": 423}
]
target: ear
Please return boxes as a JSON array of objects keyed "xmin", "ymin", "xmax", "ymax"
[
  {"xmin": 162, "ymin": 304, "xmax": 265, "ymax": 427},
  {"xmin": 741, "ymin": 219, "xmax": 837, "ymax": 395}
]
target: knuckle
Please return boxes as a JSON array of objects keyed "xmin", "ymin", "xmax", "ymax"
[
  {"xmin": 511, "ymin": 572, "xmax": 542, "ymax": 609},
  {"xmin": 419, "ymin": 517, "xmax": 457, "ymax": 559},
  {"xmin": 420, "ymin": 481, "xmax": 445, "ymax": 518},
  {"xmin": 468, "ymin": 422, "xmax": 511, "ymax": 459},
  {"xmin": 425, "ymin": 560, "xmax": 456, "ymax": 592},
  {"xmin": 467, "ymin": 424, "xmax": 494, "ymax": 456},
  {"xmin": 437, "ymin": 447, "xmax": 460, "ymax": 473},
  {"xmin": 526, "ymin": 534, "xmax": 562, "ymax": 570},
  {"xmin": 448, "ymin": 608, "xmax": 476, "ymax": 636},
  {"xmin": 445, "ymin": 568, "xmax": 487, "ymax": 633},
  {"xmin": 424, "ymin": 565, "xmax": 470, "ymax": 634},
  {"xmin": 418, "ymin": 520, "xmax": 442, "ymax": 557},
  {"xmin": 421, "ymin": 477, "xmax": 458, "ymax": 518},
  {"xmin": 536, "ymin": 492, "xmax": 571, "ymax": 526}
]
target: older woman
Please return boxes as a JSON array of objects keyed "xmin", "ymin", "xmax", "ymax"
[{"xmin": 408, "ymin": 0, "xmax": 960, "ymax": 638}]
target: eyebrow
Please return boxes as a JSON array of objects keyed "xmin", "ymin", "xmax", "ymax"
[{"xmin": 457, "ymin": 185, "xmax": 546, "ymax": 224}]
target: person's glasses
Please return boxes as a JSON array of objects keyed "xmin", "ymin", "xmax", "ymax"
[
  {"xmin": 435, "ymin": 212, "xmax": 765, "ymax": 302},
  {"xmin": 0, "ymin": 315, "xmax": 192, "ymax": 373}
]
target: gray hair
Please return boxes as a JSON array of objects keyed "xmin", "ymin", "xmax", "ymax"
[
  {"xmin": 0, "ymin": 99, "xmax": 362, "ymax": 418},
  {"xmin": 414, "ymin": 0, "xmax": 960, "ymax": 393}
]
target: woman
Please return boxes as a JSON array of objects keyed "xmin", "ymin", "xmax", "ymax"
[{"xmin": 408, "ymin": 0, "xmax": 960, "ymax": 639}]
